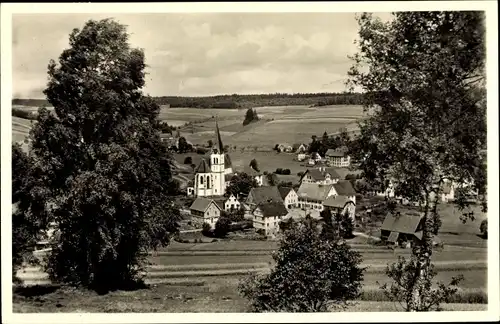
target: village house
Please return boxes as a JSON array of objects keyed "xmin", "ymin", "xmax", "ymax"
[
  {"xmin": 243, "ymin": 165, "xmax": 264, "ymax": 186},
  {"xmin": 300, "ymin": 166, "xmax": 341, "ymax": 185},
  {"xmin": 278, "ymin": 187, "xmax": 299, "ymax": 209},
  {"xmin": 252, "ymin": 201, "xmax": 289, "ymax": 236},
  {"xmin": 323, "ymin": 196, "xmax": 356, "ymax": 221},
  {"xmin": 380, "ymin": 211, "xmax": 424, "ymax": 248},
  {"xmin": 293, "ymin": 143, "xmax": 307, "ymax": 154},
  {"xmin": 246, "ymin": 186, "xmax": 284, "ymax": 209},
  {"xmin": 224, "ymin": 193, "xmax": 241, "ymax": 212},
  {"xmin": 325, "ymin": 148, "xmax": 351, "ymax": 168},
  {"xmin": 189, "ymin": 197, "xmax": 222, "ymax": 229},
  {"xmin": 297, "ymin": 178, "xmax": 357, "ymax": 212},
  {"xmin": 297, "ymin": 153, "xmax": 307, "ymax": 162}
]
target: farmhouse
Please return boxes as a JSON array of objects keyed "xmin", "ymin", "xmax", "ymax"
[
  {"xmin": 293, "ymin": 143, "xmax": 307, "ymax": 153},
  {"xmin": 325, "ymin": 148, "xmax": 351, "ymax": 168},
  {"xmin": 380, "ymin": 211, "xmax": 424, "ymax": 247},
  {"xmin": 246, "ymin": 186, "xmax": 284, "ymax": 208},
  {"xmin": 300, "ymin": 166, "xmax": 341, "ymax": 185},
  {"xmin": 190, "ymin": 120, "xmax": 234, "ymax": 197},
  {"xmin": 278, "ymin": 187, "xmax": 299, "ymax": 209},
  {"xmin": 243, "ymin": 165, "xmax": 264, "ymax": 186},
  {"xmin": 323, "ymin": 196, "xmax": 356, "ymax": 221},
  {"xmin": 189, "ymin": 197, "xmax": 222, "ymax": 229},
  {"xmin": 224, "ymin": 193, "xmax": 241, "ymax": 212},
  {"xmin": 297, "ymin": 183, "xmax": 336, "ymax": 211},
  {"xmin": 252, "ymin": 201, "xmax": 289, "ymax": 236}
]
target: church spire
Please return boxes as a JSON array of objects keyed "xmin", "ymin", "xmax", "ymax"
[{"xmin": 215, "ymin": 117, "xmax": 224, "ymax": 153}]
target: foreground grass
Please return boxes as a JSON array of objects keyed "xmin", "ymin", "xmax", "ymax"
[{"xmin": 13, "ymin": 281, "xmax": 487, "ymax": 313}]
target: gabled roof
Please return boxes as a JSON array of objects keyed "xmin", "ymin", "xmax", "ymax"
[
  {"xmin": 212, "ymin": 197, "xmax": 227, "ymax": 210},
  {"xmin": 248, "ymin": 186, "xmax": 283, "ymax": 205},
  {"xmin": 256, "ymin": 201, "xmax": 289, "ymax": 218},
  {"xmin": 302, "ymin": 167, "xmax": 341, "ymax": 181},
  {"xmin": 323, "ymin": 195, "xmax": 355, "ymax": 208},
  {"xmin": 297, "ymin": 183, "xmax": 333, "ymax": 202},
  {"xmin": 381, "ymin": 212, "xmax": 423, "ymax": 234},
  {"xmin": 333, "ymin": 180, "xmax": 356, "ymax": 196},
  {"xmin": 278, "ymin": 187, "xmax": 294, "ymax": 200},
  {"xmin": 195, "ymin": 158, "xmax": 211, "ymax": 173},
  {"xmin": 190, "ymin": 197, "xmax": 221, "ymax": 213}
]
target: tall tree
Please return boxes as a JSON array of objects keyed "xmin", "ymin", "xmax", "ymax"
[
  {"xmin": 348, "ymin": 12, "xmax": 486, "ymax": 311},
  {"xmin": 249, "ymin": 158, "xmax": 260, "ymax": 172},
  {"xmin": 225, "ymin": 173, "xmax": 258, "ymax": 198},
  {"xmin": 25, "ymin": 19, "xmax": 181, "ymax": 292}
]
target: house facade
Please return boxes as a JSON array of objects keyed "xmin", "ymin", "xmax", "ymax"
[
  {"xmin": 224, "ymin": 194, "xmax": 241, "ymax": 211},
  {"xmin": 279, "ymin": 187, "xmax": 299, "ymax": 209},
  {"xmin": 297, "ymin": 183, "xmax": 336, "ymax": 211},
  {"xmin": 252, "ymin": 201, "xmax": 289, "ymax": 236},
  {"xmin": 300, "ymin": 167, "xmax": 341, "ymax": 185},
  {"xmin": 325, "ymin": 148, "xmax": 351, "ymax": 168},
  {"xmin": 380, "ymin": 211, "xmax": 424, "ymax": 247},
  {"xmin": 243, "ymin": 165, "xmax": 264, "ymax": 186},
  {"xmin": 189, "ymin": 197, "xmax": 222, "ymax": 228}
]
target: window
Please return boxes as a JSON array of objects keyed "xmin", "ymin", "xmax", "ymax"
[{"xmin": 200, "ymin": 175, "xmax": 204, "ymax": 184}]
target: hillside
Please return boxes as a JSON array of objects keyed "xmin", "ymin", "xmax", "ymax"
[{"xmin": 13, "ymin": 92, "xmax": 364, "ymax": 110}]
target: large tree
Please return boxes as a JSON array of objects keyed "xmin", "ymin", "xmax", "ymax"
[
  {"xmin": 23, "ymin": 19, "xmax": 180, "ymax": 292},
  {"xmin": 348, "ymin": 12, "xmax": 486, "ymax": 311},
  {"xmin": 225, "ymin": 172, "xmax": 258, "ymax": 198}
]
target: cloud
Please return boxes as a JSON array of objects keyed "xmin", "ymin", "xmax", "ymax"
[{"xmin": 12, "ymin": 12, "xmax": 388, "ymax": 98}]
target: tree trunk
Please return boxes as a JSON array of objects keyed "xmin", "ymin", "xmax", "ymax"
[{"xmin": 408, "ymin": 191, "xmax": 434, "ymax": 311}]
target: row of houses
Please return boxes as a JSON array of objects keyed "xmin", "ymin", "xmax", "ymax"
[
  {"xmin": 189, "ymin": 165, "xmax": 358, "ymax": 236},
  {"xmin": 298, "ymin": 147, "xmax": 352, "ymax": 168}
]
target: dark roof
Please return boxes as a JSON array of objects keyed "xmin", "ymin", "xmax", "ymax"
[
  {"xmin": 381, "ymin": 212, "xmax": 423, "ymax": 234},
  {"xmin": 302, "ymin": 167, "xmax": 341, "ymax": 181},
  {"xmin": 278, "ymin": 187, "xmax": 293, "ymax": 200},
  {"xmin": 323, "ymin": 195, "xmax": 355, "ymax": 208},
  {"xmin": 326, "ymin": 149, "xmax": 345, "ymax": 157},
  {"xmin": 297, "ymin": 183, "xmax": 333, "ymax": 202},
  {"xmin": 256, "ymin": 201, "xmax": 289, "ymax": 218},
  {"xmin": 215, "ymin": 119, "xmax": 224, "ymax": 153},
  {"xmin": 333, "ymin": 180, "xmax": 356, "ymax": 196},
  {"xmin": 248, "ymin": 186, "xmax": 283, "ymax": 205},
  {"xmin": 195, "ymin": 159, "xmax": 211, "ymax": 173},
  {"xmin": 190, "ymin": 197, "xmax": 220, "ymax": 213},
  {"xmin": 212, "ymin": 197, "xmax": 227, "ymax": 210}
]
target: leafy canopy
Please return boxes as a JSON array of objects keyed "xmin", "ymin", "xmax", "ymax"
[{"xmin": 23, "ymin": 18, "xmax": 180, "ymax": 292}]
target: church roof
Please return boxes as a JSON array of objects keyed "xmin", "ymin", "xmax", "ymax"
[
  {"xmin": 195, "ymin": 159, "xmax": 211, "ymax": 173},
  {"xmin": 224, "ymin": 153, "xmax": 232, "ymax": 168},
  {"xmin": 215, "ymin": 119, "xmax": 224, "ymax": 153}
]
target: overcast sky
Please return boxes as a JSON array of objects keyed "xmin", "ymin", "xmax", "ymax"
[{"xmin": 13, "ymin": 13, "xmax": 390, "ymax": 98}]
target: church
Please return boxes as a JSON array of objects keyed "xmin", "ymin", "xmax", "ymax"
[{"xmin": 188, "ymin": 120, "xmax": 234, "ymax": 197}]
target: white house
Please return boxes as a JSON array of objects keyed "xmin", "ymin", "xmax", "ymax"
[
  {"xmin": 323, "ymin": 196, "xmax": 356, "ymax": 220},
  {"xmin": 278, "ymin": 187, "xmax": 299, "ymax": 209},
  {"xmin": 189, "ymin": 197, "xmax": 222, "ymax": 229},
  {"xmin": 224, "ymin": 193, "xmax": 241, "ymax": 211},
  {"xmin": 243, "ymin": 165, "xmax": 264, "ymax": 186},
  {"xmin": 297, "ymin": 153, "xmax": 307, "ymax": 162},
  {"xmin": 325, "ymin": 148, "xmax": 351, "ymax": 168},
  {"xmin": 252, "ymin": 201, "xmax": 289, "ymax": 236}
]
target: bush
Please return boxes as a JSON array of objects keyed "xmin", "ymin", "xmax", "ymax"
[
  {"xmin": 214, "ymin": 217, "xmax": 231, "ymax": 238},
  {"xmin": 202, "ymin": 222, "xmax": 212, "ymax": 236},
  {"xmin": 479, "ymin": 219, "xmax": 487, "ymax": 238},
  {"xmin": 238, "ymin": 217, "xmax": 364, "ymax": 312},
  {"xmin": 256, "ymin": 228, "xmax": 265, "ymax": 236},
  {"xmin": 183, "ymin": 156, "xmax": 192, "ymax": 164}
]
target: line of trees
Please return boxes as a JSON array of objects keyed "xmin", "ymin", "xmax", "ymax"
[{"xmin": 12, "ymin": 92, "xmax": 365, "ymax": 111}]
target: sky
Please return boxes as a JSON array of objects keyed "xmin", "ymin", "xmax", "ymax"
[{"xmin": 12, "ymin": 13, "xmax": 390, "ymax": 98}]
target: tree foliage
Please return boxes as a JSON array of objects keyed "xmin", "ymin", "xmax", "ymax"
[
  {"xmin": 225, "ymin": 172, "xmax": 258, "ymax": 198},
  {"xmin": 23, "ymin": 19, "xmax": 181, "ymax": 292},
  {"xmin": 214, "ymin": 216, "xmax": 231, "ymax": 238},
  {"xmin": 238, "ymin": 216, "xmax": 364, "ymax": 312},
  {"xmin": 249, "ymin": 158, "xmax": 260, "ymax": 172},
  {"xmin": 242, "ymin": 108, "xmax": 260, "ymax": 126},
  {"xmin": 348, "ymin": 12, "xmax": 486, "ymax": 310}
]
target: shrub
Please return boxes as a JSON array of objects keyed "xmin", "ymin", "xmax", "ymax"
[
  {"xmin": 214, "ymin": 217, "xmax": 231, "ymax": 238},
  {"xmin": 202, "ymin": 222, "xmax": 212, "ymax": 236},
  {"xmin": 183, "ymin": 156, "xmax": 192, "ymax": 164},
  {"xmin": 256, "ymin": 228, "xmax": 265, "ymax": 236},
  {"xmin": 479, "ymin": 219, "xmax": 487, "ymax": 238},
  {"xmin": 238, "ymin": 217, "xmax": 364, "ymax": 312}
]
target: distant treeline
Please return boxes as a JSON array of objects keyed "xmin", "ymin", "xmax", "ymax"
[{"xmin": 12, "ymin": 92, "xmax": 364, "ymax": 110}]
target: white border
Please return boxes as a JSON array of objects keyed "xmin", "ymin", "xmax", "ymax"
[{"xmin": 1, "ymin": 2, "xmax": 499, "ymax": 323}]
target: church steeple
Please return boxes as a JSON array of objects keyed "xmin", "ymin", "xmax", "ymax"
[{"xmin": 215, "ymin": 117, "xmax": 224, "ymax": 153}]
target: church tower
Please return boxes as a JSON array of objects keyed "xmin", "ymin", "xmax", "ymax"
[{"xmin": 210, "ymin": 118, "xmax": 226, "ymax": 196}]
